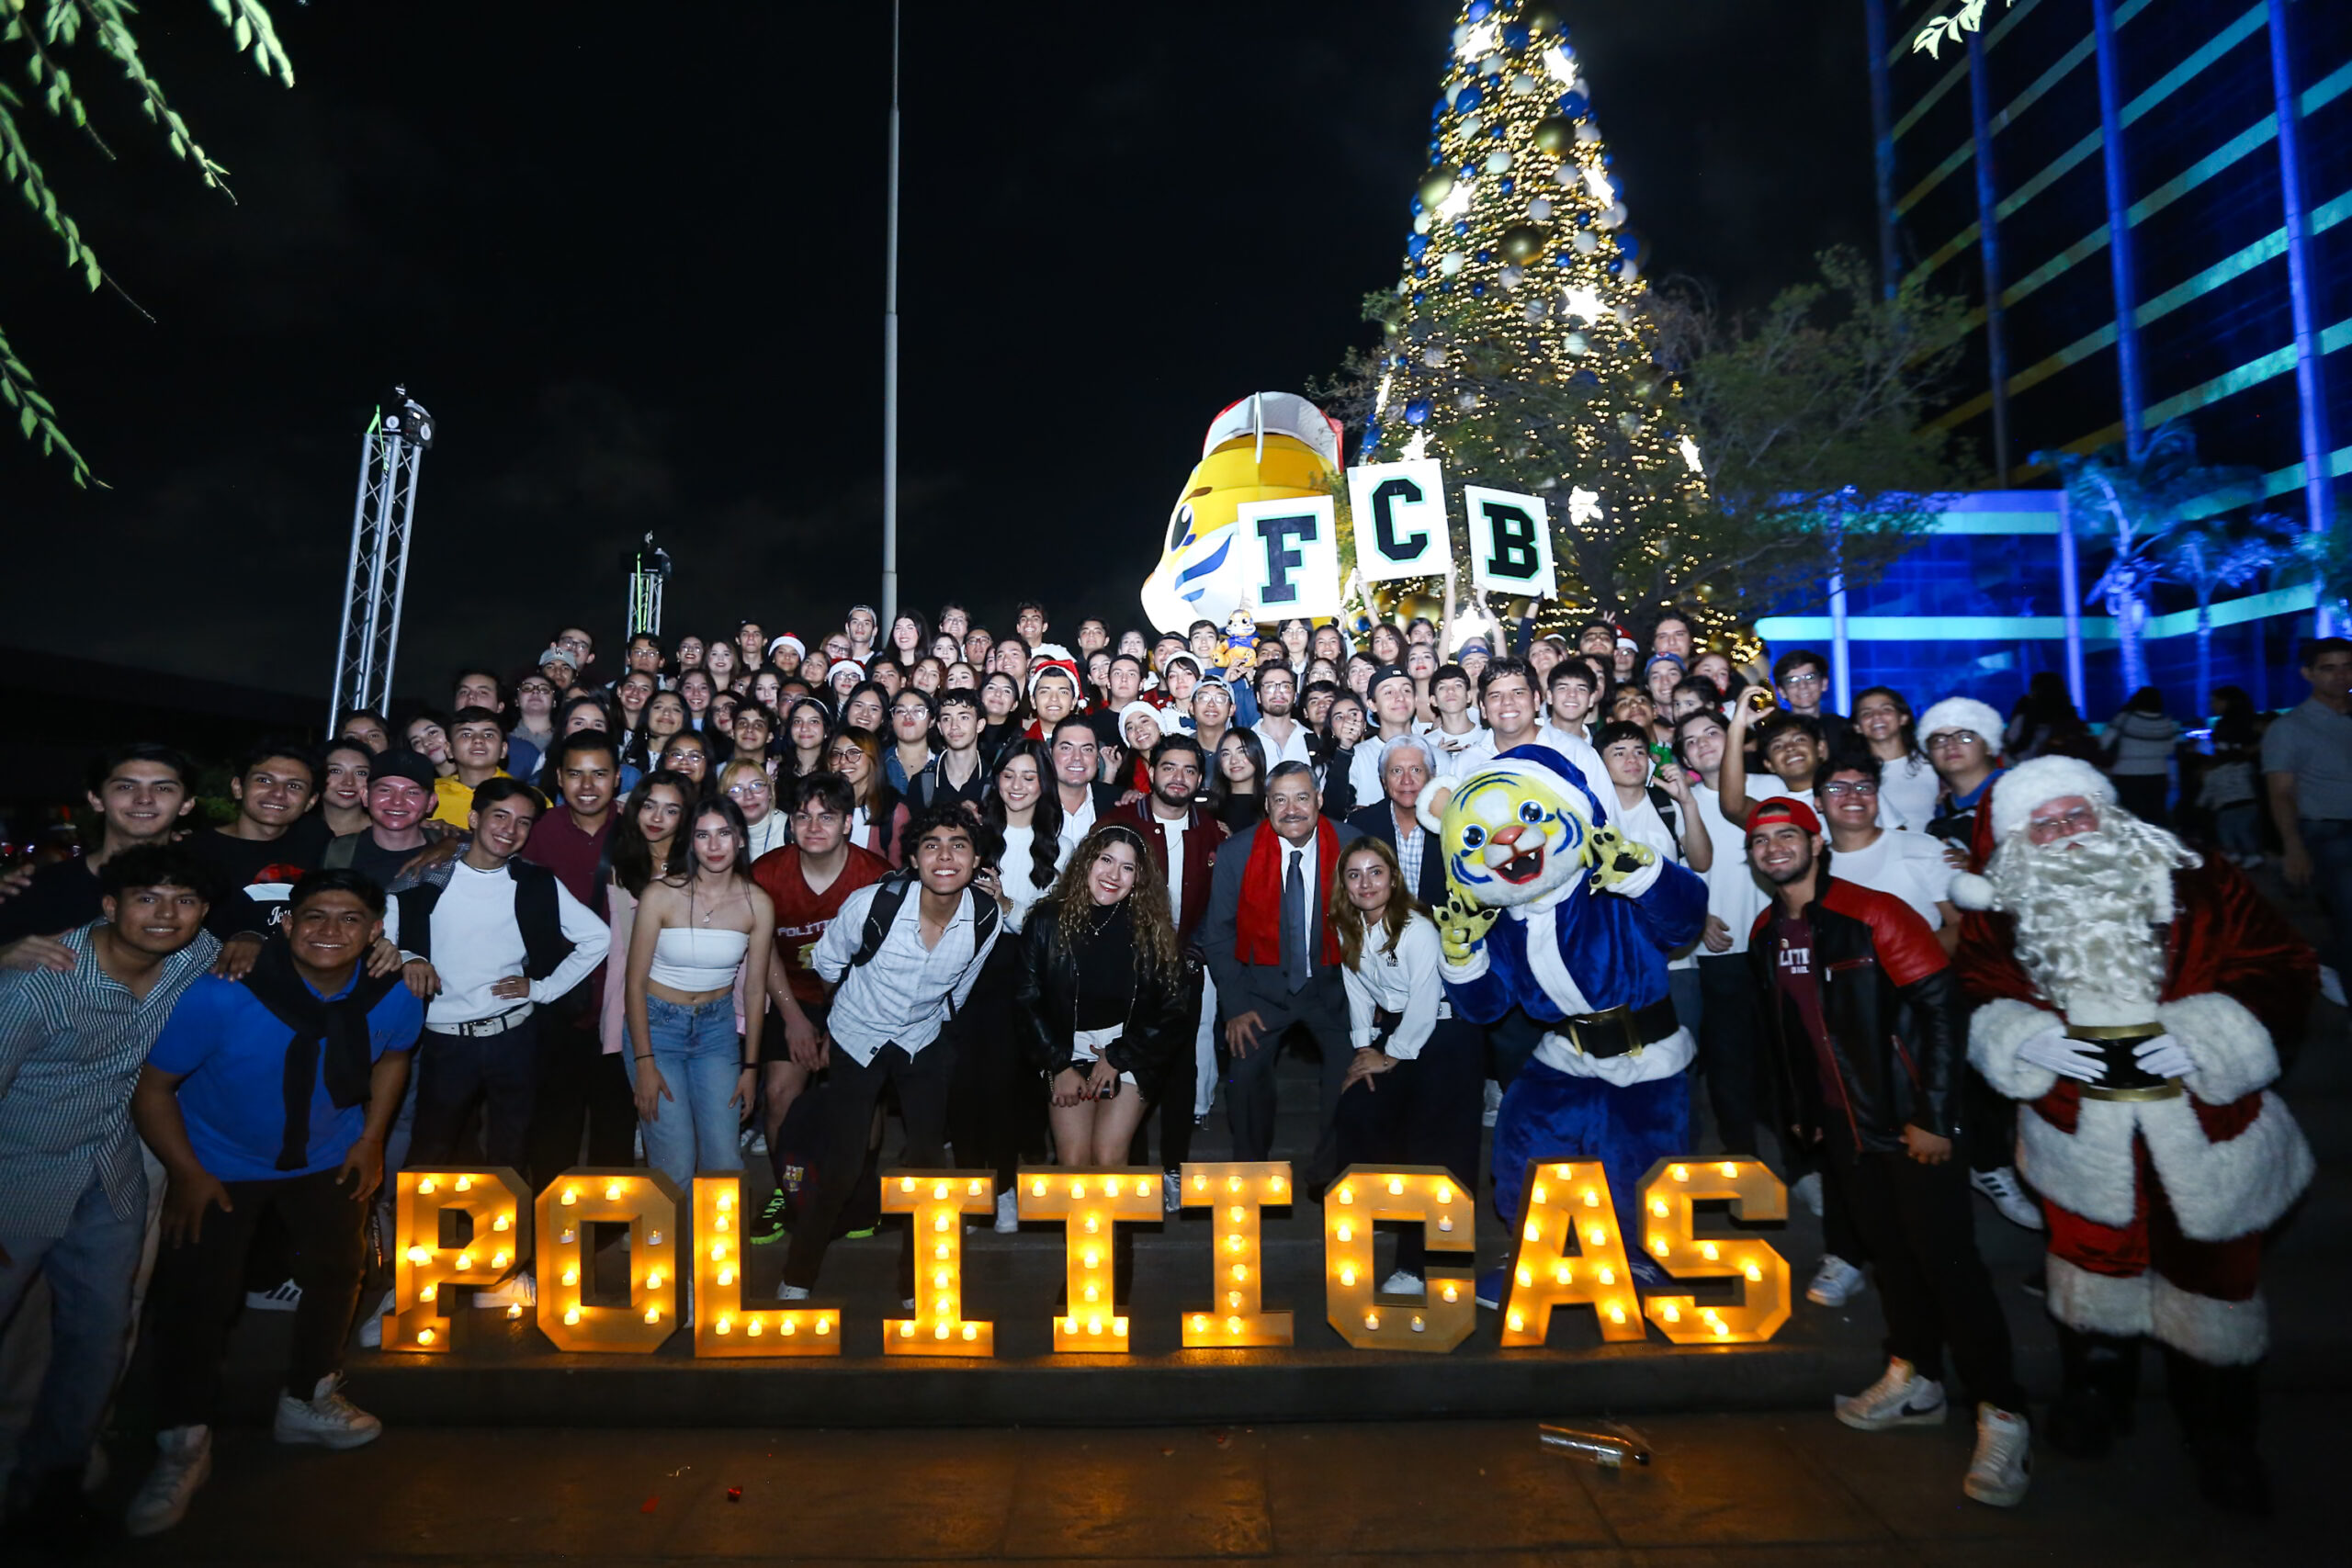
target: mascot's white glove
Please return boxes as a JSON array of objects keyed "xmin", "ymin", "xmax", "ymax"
[
  {"xmin": 2016, "ymin": 1025, "xmax": 2107, "ymax": 1084},
  {"xmin": 1584, "ymin": 824, "xmax": 1656, "ymax": 893},
  {"xmin": 2132, "ymin": 1033, "xmax": 2196, "ymax": 1079},
  {"xmin": 1435, "ymin": 888, "xmax": 1500, "ymax": 967}
]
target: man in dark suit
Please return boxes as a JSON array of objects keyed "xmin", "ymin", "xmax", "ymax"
[
  {"xmin": 1201, "ymin": 761, "xmax": 1362, "ymax": 1183},
  {"xmin": 1345, "ymin": 733, "xmax": 1448, "ymax": 909},
  {"xmin": 1114, "ymin": 733, "xmax": 1228, "ymax": 1197}
]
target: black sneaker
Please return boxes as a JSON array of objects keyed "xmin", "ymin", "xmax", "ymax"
[{"xmin": 751, "ymin": 1189, "xmax": 789, "ymax": 1246}]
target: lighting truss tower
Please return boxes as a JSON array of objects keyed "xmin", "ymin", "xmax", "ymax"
[
  {"xmin": 327, "ymin": 389, "xmax": 435, "ymax": 729},
  {"xmin": 628, "ymin": 534, "xmax": 673, "ymax": 638}
]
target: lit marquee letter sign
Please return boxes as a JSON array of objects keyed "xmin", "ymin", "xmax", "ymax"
[
  {"xmin": 1323, "ymin": 1167, "xmax": 1475, "ymax": 1352},
  {"xmin": 1020, "ymin": 1168, "xmax": 1159, "ymax": 1352},
  {"xmin": 1639, "ymin": 1157, "xmax": 1792, "ymax": 1344},
  {"xmin": 537, "ymin": 1168, "xmax": 682, "ymax": 1352},
  {"xmin": 383, "ymin": 1167, "xmax": 530, "ymax": 1351},
  {"xmin": 1181, "ymin": 1160, "xmax": 1293, "ymax": 1348},
  {"xmin": 694, "ymin": 1175, "xmax": 840, "ymax": 1355},
  {"xmin": 883, "ymin": 1170, "xmax": 996, "ymax": 1356}
]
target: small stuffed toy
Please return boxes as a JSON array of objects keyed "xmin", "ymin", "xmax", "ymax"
[{"xmin": 1218, "ymin": 607, "xmax": 1261, "ymax": 671}]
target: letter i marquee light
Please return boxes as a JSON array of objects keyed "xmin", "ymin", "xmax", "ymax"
[
  {"xmin": 384, "ymin": 1168, "xmax": 529, "ymax": 1351},
  {"xmin": 1497, "ymin": 1158, "xmax": 1644, "ymax": 1347},
  {"xmin": 883, "ymin": 1171, "xmax": 996, "ymax": 1356},
  {"xmin": 1639, "ymin": 1156, "xmax": 1792, "ymax": 1344},
  {"xmin": 1020, "ymin": 1167, "xmax": 1159, "ymax": 1352},
  {"xmin": 694, "ymin": 1175, "xmax": 840, "ymax": 1355},
  {"xmin": 537, "ymin": 1168, "xmax": 682, "ymax": 1352},
  {"xmin": 1181, "ymin": 1160, "xmax": 1293, "ymax": 1348},
  {"xmin": 1323, "ymin": 1166, "xmax": 1475, "ymax": 1351}
]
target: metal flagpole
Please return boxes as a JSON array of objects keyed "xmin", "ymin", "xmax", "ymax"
[{"xmin": 880, "ymin": 0, "xmax": 902, "ymax": 628}]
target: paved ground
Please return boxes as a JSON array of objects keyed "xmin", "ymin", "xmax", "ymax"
[{"xmin": 66, "ymin": 1406, "xmax": 2336, "ymax": 1564}]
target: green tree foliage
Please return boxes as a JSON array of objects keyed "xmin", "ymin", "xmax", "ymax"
[{"xmin": 1, "ymin": 0, "xmax": 294, "ymax": 487}]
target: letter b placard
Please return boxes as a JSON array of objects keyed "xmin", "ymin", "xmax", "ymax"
[
  {"xmin": 1463, "ymin": 485, "xmax": 1556, "ymax": 601},
  {"xmin": 1235, "ymin": 495, "xmax": 1340, "ymax": 619}
]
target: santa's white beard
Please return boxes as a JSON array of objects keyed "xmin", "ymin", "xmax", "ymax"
[{"xmin": 1985, "ymin": 818, "xmax": 2198, "ymax": 1017}]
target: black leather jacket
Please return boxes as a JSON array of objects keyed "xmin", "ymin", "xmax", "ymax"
[
  {"xmin": 1747, "ymin": 878, "xmax": 1962, "ymax": 1155},
  {"xmin": 1012, "ymin": 898, "xmax": 1192, "ymax": 1104}
]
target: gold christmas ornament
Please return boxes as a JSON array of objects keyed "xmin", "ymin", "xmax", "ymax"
[
  {"xmin": 1498, "ymin": 224, "xmax": 1549, "ymax": 263},
  {"xmin": 1418, "ymin": 170, "xmax": 1457, "ymax": 209},
  {"xmin": 1531, "ymin": 116, "xmax": 1574, "ymax": 153}
]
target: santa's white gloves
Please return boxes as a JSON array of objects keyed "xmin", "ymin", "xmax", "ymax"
[
  {"xmin": 2132, "ymin": 1033, "xmax": 2196, "ymax": 1079},
  {"xmin": 2017, "ymin": 1026, "xmax": 2108, "ymax": 1083}
]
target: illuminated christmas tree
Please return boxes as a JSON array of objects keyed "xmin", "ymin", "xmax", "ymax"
[{"xmin": 1354, "ymin": 1, "xmax": 1713, "ymax": 631}]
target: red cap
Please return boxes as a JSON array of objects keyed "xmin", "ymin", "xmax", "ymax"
[{"xmin": 1744, "ymin": 795, "xmax": 1822, "ymax": 838}]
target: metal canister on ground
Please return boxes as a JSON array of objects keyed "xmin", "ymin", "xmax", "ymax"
[{"xmin": 1538, "ymin": 1424, "xmax": 1650, "ymax": 1466}]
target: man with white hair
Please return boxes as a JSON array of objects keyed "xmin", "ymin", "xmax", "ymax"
[{"xmin": 1955, "ymin": 756, "xmax": 2317, "ymax": 1515}]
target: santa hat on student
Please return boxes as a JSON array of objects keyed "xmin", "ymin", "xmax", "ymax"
[
  {"xmin": 1026, "ymin": 643, "xmax": 1085, "ymax": 704},
  {"xmin": 1916, "ymin": 696, "xmax": 2005, "ymax": 756}
]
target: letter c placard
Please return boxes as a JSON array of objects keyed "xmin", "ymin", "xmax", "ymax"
[{"xmin": 1347, "ymin": 458, "xmax": 1451, "ymax": 584}]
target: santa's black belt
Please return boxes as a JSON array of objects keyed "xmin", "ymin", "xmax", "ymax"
[
  {"xmin": 1554, "ymin": 999, "xmax": 1679, "ymax": 1060},
  {"xmin": 2065, "ymin": 1021, "xmax": 2184, "ymax": 1101}
]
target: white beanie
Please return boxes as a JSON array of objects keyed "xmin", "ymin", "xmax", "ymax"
[
  {"xmin": 1917, "ymin": 696, "xmax": 2004, "ymax": 755},
  {"xmin": 1987, "ymin": 754, "xmax": 2117, "ymax": 844}
]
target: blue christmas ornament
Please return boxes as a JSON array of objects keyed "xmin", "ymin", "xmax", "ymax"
[
  {"xmin": 1453, "ymin": 83, "xmax": 1483, "ymax": 112},
  {"xmin": 1460, "ymin": 161, "xmax": 1480, "ymax": 179},
  {"xmin": 1573, "ymin": 370, "xmax": 1600, "ymax": 387},
  {"xmin": 1408, "ymin": 233, "xmax": 1430, "ymax": 258},
  {"xmin": 1575, "ymin": 209, "xmax": 1592, "ymax": 228},
  {"xmin": 1476, "ymin": 249, "xmax": 1492, "ymax": 263},
  {"xmin": 1618, "ymin": 234, "xmax": 1640, "ymax": 260},
  {"xmin": 1500, "ymin": 177, "xmax": 1515, "ymax": 194},
  {"xmin": 1413, "ymin": 265, "xmax": 1429, "ymax": 279},
  {"xmin": 1440, "ymin": 281, "xmax": 1455, "ymax": 293},
  {"xmin": 1411, "ymin": 291, "xmax": 1426, "ymax": 304},
  {"xmin": 1554, "ymin": 253, "xmax": 1575, "ymax": 267},
  {"xmin": 1432, "ymin": 100, "xmax": 1451, "ymax": 121},
  {"xmin": 1453, "ymin": 220, "xmax": 1470, "ymax": 236},
  {"xmin": 1503, "ymin": 24, "xmax": 1530, "ymax": 50},
  {"xmin": 1410, "ymin": 196, "xmax": 1425, "ymax": 217},
  {"xmin": 1558, "ymin": 90, "xmax": 1589, "ymax": 119},
  {"xmin": 1601, "ymin": 151, "xmax": 1614, "ymax": 166},
  {"xmin": 1466, "ymin": 0, "xmax": 1493, "ymax": 20},
  {"xmin": 1405, "ymin": 397, "xmax": 1433, "ymax": 425},
  {"xmin": 1471, "ymin": 283, "xmax": 1487, "ymax": 297},
  {"xmin": 1605, "ymin": 257, "xmax": 1624, "ymax": 276}
]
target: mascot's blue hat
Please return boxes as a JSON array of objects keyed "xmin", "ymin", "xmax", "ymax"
[{"xmin": 1419, "ymin": 743, "xmax": 1611, "ymax": 833}]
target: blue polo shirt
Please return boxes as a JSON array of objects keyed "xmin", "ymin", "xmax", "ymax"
[{"xmin": 147, "ymin": 969, "xmax": 423, "ymax": 1183}]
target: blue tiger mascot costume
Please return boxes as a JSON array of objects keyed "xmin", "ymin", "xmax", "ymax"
[{"xmin": 1419, "ymin": 745, "xmax": 1707, "ymax": 1258}]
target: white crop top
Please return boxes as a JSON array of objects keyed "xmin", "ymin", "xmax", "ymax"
[{"xmin": 649, "ymin": 925, "xmax": 750, "ymax": 991}]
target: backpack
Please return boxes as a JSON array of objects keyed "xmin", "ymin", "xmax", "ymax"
[{"xmin": 847, "ymin": 873, "xmax": 1001, "ymax": 1020}]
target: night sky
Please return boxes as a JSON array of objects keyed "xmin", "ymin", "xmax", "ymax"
[{"xmin": 4, "ymin": 2, "xmax": 1876, "ymax": 702}]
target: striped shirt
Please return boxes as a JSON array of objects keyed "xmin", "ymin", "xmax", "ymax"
[{"xmin": 0, "ymin": 922, "xmax": 221, "ymax": 1238}]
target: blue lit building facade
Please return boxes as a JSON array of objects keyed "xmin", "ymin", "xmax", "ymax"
[{"xmin": 1762, "ymin": 0, "xmax": 2346, "ymax": 721}]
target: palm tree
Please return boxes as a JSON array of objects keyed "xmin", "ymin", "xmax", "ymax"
[
  {"xmin": 2161, "ymin": 513, "xmax": 2295, "ymax": 715},
  {"xmin": 2041, "ymin": 423, "xmax": 2263, "ymax": 694},
  {"xmin": 2293, "ymin": 525, "xmax": 2352, "ymax": 634}
]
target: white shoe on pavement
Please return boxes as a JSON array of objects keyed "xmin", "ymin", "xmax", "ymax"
[
  {"xmin": 1481, "ymin": 1078, "xmax": 1502, "ymax": 1129},
  {"xmin": 775, "ymin": 1282, "xmax": 810, "ymax": 1301},
  {"xmin": 1380, "ymin": 1270, "xmax": 1424, "ymax": 1296},
  {"xmin": 1835, "ymin": 1357, "xmax": 1948, "ymax": 1431},
  {"xmin": 124, "ymin": 1425, "xmax": 211, "ymax": 1537},
  {"xmin": 995, "ymin": 1190, "xmax": 1021, "ymax": 1233},
  {"xmin": 1791, "ymin": 1172, "xmax": 1824, "ymax": 1218},
  {"xmin": 356, "ymin": 1287, "xmax": 396, "ymax": 1349},
  {"xmin": 244, "ymin": 1278, "xmax": 301, "ymax": 1312},
  {"xmin": 273, "ymin": 1372, "xmax": 383, "ymax": 1450},
  {"xmin": 476, "ymin": 1271, "xmax": 537, "ymax": 1309},
  {"xmin": 1970, "ymin": 1167, "xmax": 2044, "ymax": 1230},
  {"xmin": 2322, "ymin": 966, "xmax": 2346, "ymax": 1008},
  {"xmin": 1963, "ymin": 1404, "xmax": 2031, "ymax": 1507},
  {"xmin": 1162, "ymin": 1170, "xmax": 1183, "ymax": 1215},
  {"xmin": 1806, "ymin": 1255, "xmax": 1867, "ymax": 1308}
]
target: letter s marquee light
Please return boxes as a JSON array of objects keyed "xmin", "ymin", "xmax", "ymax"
[
  {"xmin": 1639, "ymin": 1157, "xmax": 1791, "ymax": 1344},
  {"xmin": 384, "ymin": 1168, "xmax": 529, "ymax": 1352}
]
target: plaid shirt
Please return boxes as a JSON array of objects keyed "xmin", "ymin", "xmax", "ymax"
[{"xmin": 0, "ymin": 922, "xmax": 220, "ymax": 1238}]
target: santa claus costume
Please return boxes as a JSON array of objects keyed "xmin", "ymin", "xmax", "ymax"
[{"xmin": 1954, "ymin": 756, "xmax": 2316, "ymax": 1514}]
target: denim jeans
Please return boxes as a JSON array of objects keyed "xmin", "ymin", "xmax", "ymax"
[
  {"xmin": 0, "ymin": 1174, "xmax": 144, "ymax": 1492},
  {"xmin": 2302, "ymin": 818, "xmax": 2352, "ymax": 981},
  {"xmin": 632, "ymin": 994, "xmax": 745, "ymax": 1190}
]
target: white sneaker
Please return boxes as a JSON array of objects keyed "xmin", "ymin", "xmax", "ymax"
[
  {"xmin": 1806, "ymin": 1255, "xmax": 1867, "ymax": 1308},
  {"xmin": 995, "ymin": 1190, "xmax": 1021, "ymax": 1234},
  {"xmin": 1481, "ymin": 1079, "xmax": 1502, "ymax": 1129},
  {"xmin": 1791, "ymin": 1171, "xmax": 1824, "ymax": 1218},
  {"xmin": 775, "ymin": 1282, "xmax": 810, "ymax": 1301},
  {"xmin": 244, "ymin": 1279, "xmax": 301, "ymax": 1312},
  {"xmin": 1963, "ymin": 1404, "xmax": 2031, "ymax": 1507},
  {"xmin": 1970, "ymin": 1167, "xmax": 2044, "ymax": 1231},
  {"xmin": 2322, "ymin": 966, "xmax": 2346, "ymax": 1008},
  {"xmin": 1380, "ymin": 1270, "xmax": 1424, "ymax": 1295},
  {"xmin": 273, "ymin": 1371, "xmax": 383, "ymax": 1450},
  {"xmin": 476, "ymin": 1270, "xmax": 537, "ymax": 1309},
  {"xmin": 124, "ymin": 1426, "xmax": 211, "ymax": 1537},
  {"xmin": 356, "ymin": 1287, "xmax": 395, "ymax": 1349},
  {"xmin": 1835, "ymin": 1357, "xmax": 1948, "ymax": 1431},
  {"xmin": 1162, "ymin": 1170, "xmax": 1182, "ymax": 1215}
]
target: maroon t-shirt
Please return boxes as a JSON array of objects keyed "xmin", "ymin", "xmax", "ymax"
[
  {"xmin": 1772, "ymin": 914, "xmax": 1847, "ymax": 1110},
  {"xmin": 751, "ymin": 843, "xmax": 893, "ymax": 1006}
]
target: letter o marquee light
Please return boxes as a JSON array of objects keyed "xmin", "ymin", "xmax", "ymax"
[
  {"xmin": 1323, "ymin": 1166, "xmax": 1474, "ymax": 1352},
  {"xmin": 1638, "ymin": 1156, "xmax": 1791, "ymax": 1344},
  {"xmin": 385, "ymin": 1168, "xmax": 530, "ymax": 1352},
  {"xmin": 536, "ymin": 1168, "xmax": 682, "ymax": 1352}
]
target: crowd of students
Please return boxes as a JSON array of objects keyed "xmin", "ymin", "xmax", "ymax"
[{"xmin": 1, "ymin": 599, "xmax": 2344, "ymax": 1543}]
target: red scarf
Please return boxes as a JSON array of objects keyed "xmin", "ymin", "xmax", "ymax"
[{"xmin": 1236, "ymin": 818, "xmax": 1342, "ymax": 970}]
